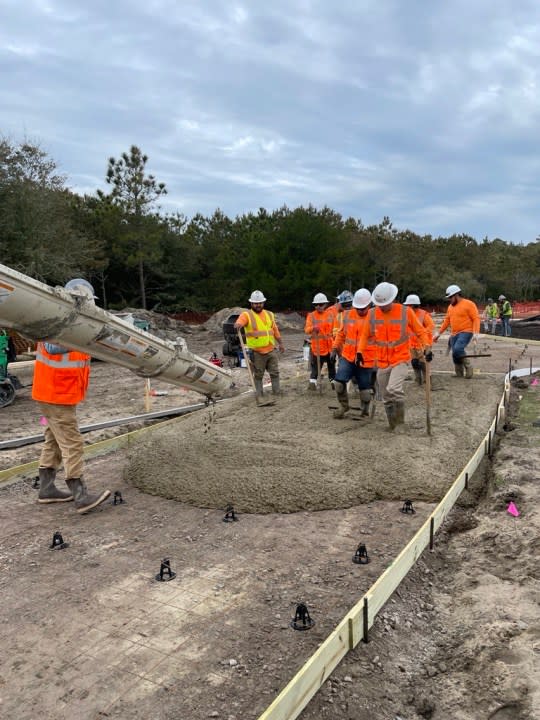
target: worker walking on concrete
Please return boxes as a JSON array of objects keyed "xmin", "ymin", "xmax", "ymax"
[
  {"xmin": 357, "ymin": 282, "xmax": 432, "ymax": 430},
  {"xmin": 331, "ymin": 288, "xmax": 376, "ymax": 418},
  {"xmin": 31, "ymin": 279, "xmax": 111, "ymax": 513},
  {"xmin": 498, "ymin": 295, "xmax": 513, "ymax": 337},
  {"xmin": 483, "ymin": 298, "xmax": 499, "ymax": 334},
  {"xmin": 234, "ymin": 290, "xmax": 285, "ymax": 398},
  {"xmin": 304, "ymin": 293, "xmax": 335, "ymax": 390},
  {"xmin": 433, "ymin": 284, "xmax": 480, "ymax": 379},
  {"xmin": 403, "ymin": 294, "xmax": 435, "ymax": 385}
]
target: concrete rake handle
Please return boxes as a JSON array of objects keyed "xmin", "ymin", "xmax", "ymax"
[{"xmin": 237, "ymin": 328, "xmax": 258, "ymax": 396}]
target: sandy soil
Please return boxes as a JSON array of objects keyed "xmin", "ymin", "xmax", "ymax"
[{"xmin": 1, "ymin": 322, "xmax": 539, "ymax": 720}]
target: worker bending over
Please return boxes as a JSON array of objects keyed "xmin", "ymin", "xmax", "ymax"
[
  {"xmin": 433, "ymin": 284, "xmax": 480, "ymax": 379},
  {"xmin": 358, "ymin": 282, "xmax": 432, "ymax": 430},
  {"xmin": 403, "ymin": 294, "xmax": 434, "ymax": 385}
]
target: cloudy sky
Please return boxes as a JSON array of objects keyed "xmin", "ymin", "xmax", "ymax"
[{"xmin": 2, "ymin": 0, "xmax": 540, "ymax": 243}]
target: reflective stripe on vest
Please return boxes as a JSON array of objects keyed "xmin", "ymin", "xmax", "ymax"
[
  {"xmin": 311, "ymin": 315, "xmax": 331, "ymax": 341},
  {"xmin": 369, "ymin": 306, "xmax": 409, "ymax": 348},
  {"xmin": 245, "ymin": 310, "xmax": 275, "ymax": 347},
  {"xmin": 36, "ymin": 347, "xmax": 90, "ymax": 369}
]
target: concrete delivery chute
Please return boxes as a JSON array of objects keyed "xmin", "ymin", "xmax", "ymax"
[{"xmin": 0, "ymin": 263, "xmax": 232, "ymax": 397}]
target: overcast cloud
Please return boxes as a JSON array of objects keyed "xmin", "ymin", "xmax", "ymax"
[{"xmin": 2, "ymin": 0, "xmax": 540, "ymax": 243}]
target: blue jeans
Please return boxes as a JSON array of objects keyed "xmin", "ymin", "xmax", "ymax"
[
  {"xmin": 450, "ymin": 332, "xmax": 472, "ymax": 363},
  {"xmin": 335, "ymin": 357, "xmax": 375, "ymax": 390},
  {"xmin": 501, "ymin": 316, "xmax": 511, "ymax": 337}
]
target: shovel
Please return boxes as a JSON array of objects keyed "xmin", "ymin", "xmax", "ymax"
[
  {"xmin": 425, "ymin": 360, "xmax": 432, "ymax": 436},
  {"xmin": 237, "ymin": 329, "xmax": 274, "ymax": 407},
  {"xmin": 315, "ymin": 336, "xmax": 323, "ymax": 394}
]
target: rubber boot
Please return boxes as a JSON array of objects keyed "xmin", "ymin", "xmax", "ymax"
[
  {"xmin": 463, "ymin": 358, "xmax": 474, "ymax": 379},
  {"xmin": 395, "ymin": 401, "xmax": 405, "ymax": 425},
  {"xmin": 359, "ymin": 389, "xmax": 372, "ymax": 416},
  {"xmin": 308, "ymin": 379, "xmax": 317, "ymax": 392},
  {"xmin": 333, "ymin": 381, "xmax": 349, "ymax": 418},
  {"xmin": 254, "ymin": 378, "xmax": 264, "ymax": 397},
  {"xmin": 271, "ymin": 376, "xmax": 281, "ymax": 396},
  {"xmin": 454, "ymin": 363, "xmax": 464, "ymax": 377},
  {"xmin": 385, "ymin": 403, "xmax": 397, "ymax": 430},
  {"xmin": 66, "ymin": 478, "xmax": 111, "ymax": 514},
  {"xmin": 37, "ymin": 467, "xmax": 73, "ymax": 503}
]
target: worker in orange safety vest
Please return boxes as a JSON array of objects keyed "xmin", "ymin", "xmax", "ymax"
[
  {"xmin": 357, "ymin": 282, "xmax": 432, "ymax": 430},
  {"xmin": 403, "ymin": 294, "xmax": 435, "ymax": 385},
  {"xmin": 31, "ymin": 279, "xmax": 111, "ymax": 513},
  {"xmin": 304, "ymin": 292, "xmax": 336, "ymax": 391}
]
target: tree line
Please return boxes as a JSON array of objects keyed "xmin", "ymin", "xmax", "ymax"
[{"xmin": 1, "ymin": 138, "xmax": 539, "ymax": 312}]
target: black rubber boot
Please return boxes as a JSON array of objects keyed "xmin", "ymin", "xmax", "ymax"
[
  {"xmin": 271, "ymin": 376, "xmax": 281, "ymax": 395},
  {"xmin": 66, "ymin": 478, "xmax": 111, "ymax": 514},
  {"xmin": 254, "ymin": 378, "xmax": 264, "ymax": 397},
  {"xmin": 37, "ymin": 467, "xmax": 73, "ymax": 503},
  {"xmin": 333, "ymin": 381, "xmax": 349, "ymax": 418},
  {"xmin": 454, "ymin": 363, "xmax": 465, "ymax": 377},
  {"xmin": 395, "ymin": 401, "xmax": 405, "ymax": 425}
]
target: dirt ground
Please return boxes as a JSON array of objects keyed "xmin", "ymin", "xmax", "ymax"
[{"xmin": 1, "ymin": 320, "xmax": 539, "ymax": 720}]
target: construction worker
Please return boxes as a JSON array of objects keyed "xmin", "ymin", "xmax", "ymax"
[
  {"xmin": 31, "ymin": 279, "xmax": 111, "ymax": 513},
  {"xmin": 331, "ymin": 288, "xmax": 376, "ymax": 418},
  {"xmin": 327, "ymin": 290, "xmax": 354, "ymax": 339},
  {"xmin": 433, "ymin": 284, "xmax": 480, "ymax": 379},
  {"xmin": 483, "ymin": 298, "xmax": 499, "ymax": 334},
  {"xmin": 304, "ymin": 293, "xmax": 335, "ymax": 390},
  {"xmin": 498, "ymin": 295, "xmax": 513, "ymax": 337},
  {"xmin": 357, "ymin": 282, "xmax": 432, "ymax": 430},
  {"xmin": 234, "ymin": 290, "xmax": 285, "ymax": 398},
  {"xmin": 403, "ymin": 294, "xmax": 435, "ymax": 385}
]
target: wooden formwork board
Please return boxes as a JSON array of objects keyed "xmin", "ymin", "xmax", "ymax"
[{"xmin": 258, "ymin": 375, "xmax": 516, "ymax": 720}]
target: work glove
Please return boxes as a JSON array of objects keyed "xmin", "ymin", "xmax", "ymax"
[
  {"xmin": 432, "ymin": 332, "xmax": 440, "ymax": 343},
  {"xmin": 424, "ymin": 350, "xmax": 434, "ymax": 363},
  {"xmin": 472, "ymin": 334, "xmax": 479, "ymax": 342},
  {"xmin": 411, "ymin": 357, "xmax": 421, "ymax": 370},
  {"xmin": 355, "ymin": 352, "xmax": 364, "ymax": 367}
]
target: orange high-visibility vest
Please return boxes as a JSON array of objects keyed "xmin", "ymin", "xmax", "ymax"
[
  {"xmin": 304, "ymin": 309, "xmax": 333, "ymax": 355},
  {"xmin": 408, "ymin": 308, "xmax": 435, "ymax": 349},
  {"xmin": 32, "ymin": 343, "xmax": 90, "ymax": 405},
  {"xmin": 333, "ymin": 309, "xmax": 376, "ymax": 366},
  {"xmin": 359, "ymin": 304, "xmax": 430, "ymax": 369}
]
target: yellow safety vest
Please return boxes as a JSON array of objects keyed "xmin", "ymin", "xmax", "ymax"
[{"xmin": 244, "ymin": 309, "xmax": 276, "ymax": 349}]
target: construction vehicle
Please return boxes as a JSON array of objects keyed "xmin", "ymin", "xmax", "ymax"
[
  {"xmin": 0, "ymin": 329, "xmax": 22, "ymax": 407},
  {"xmin": 0, "ymin": 263, "xmax": 233, "ymax": 399}
]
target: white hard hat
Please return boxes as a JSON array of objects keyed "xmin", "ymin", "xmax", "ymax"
[
  {"xmin": 312, "ymin": 292, "xmax": 328, "ymax": 304},
  {"xmin": 404, "ymin": 294, "xmax": 421, "ymax": 306},
  {"xmin": 372, "ymin": 282, "xmax": 398, "ymax": 307},
  {"xmin": 64, "ymin": 278, "xmax": 97, "ymax": 300},
  {"xmin": 352, "ymin": 288, "xmax": 372, "ymax": 309},
  {"xmin": 445, "ymin": 284, "xmax": 461, "ymax": 298},
  {"xmin": 498, "ymin": 294, "xmax": 506, "ymax": 301},
  {"xmin": 248, "ymin": 290, "xmax": 266, "ymax": 303}
]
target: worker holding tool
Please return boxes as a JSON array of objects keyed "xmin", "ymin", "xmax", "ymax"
[
  {"xmin": 31, "ymin": 279, "xmax": 111, "ymax": 513},
  {"xmin": 357, "ymin": 282, "xmax": 432, "ymax": 430},
  {"xmin": 403, "ymin": 294, "xmax": 435, "ymax": 385},
  {"xmin": 432, "ymin": 284, "xmax": 480, "ymax": 379},
  {"xmin": 498, "ymin": 295, "xmax": 513, "ymax": 337},
  {"xmin": 483, "ymin": 298, "xmax": 499, "ymax": 334},
  {"xmin": 234, "ymin": 290, "xmax": 285, "ymax": 399},
  {"xmin": 331, "ymin": 288, "xmax": 376, "ymax": 418},
  {"xmin": 304, "ymin": 293, "xmax": 335, "ymax": 391}
]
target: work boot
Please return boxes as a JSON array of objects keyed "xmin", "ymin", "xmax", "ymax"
[
  {"xmin": 333, "ymin": 381, "xmax": 349, "ymax": 419},
  {"xmin": 359, "ymin": 389, "xmax": 372, "ymax": 417},
  {"xmin": 37, "ymin": 467, "xmax": 73, "ymax": 503},
  {"xmin": 463, "ymin": 358, "xmax": 474, "ymax": 379},
  {"xmin": 394, "ymin": 401, "xmax": 405, "ymax": 425},
  {"xmin": 413, "ymin": 368, "xmax": 423, "ymax": 385},
  {"xmin": 66, "ymin": 478, "xmax": 111, "ymax": 514},
  {"xmin": 308, "ymin": 379, "xmax": 317, "ymax": 392},
  {"xmin": 271, "ymin": 376, "xmax": 281, "ymax": 396},
  {"xmin": 454, "ymin": 363, "xmax": 465, "ymax": 377},
  {"xmin": 385, "ymin": 403, "xmax": 397, "ymax": 430}
]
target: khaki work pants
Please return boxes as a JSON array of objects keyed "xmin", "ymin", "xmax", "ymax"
[
  {"xmin": 251, "ymin": 349, "xmax": 280, "ymax": 382},
  {"xmin": 376, "ymin": 362, "xmax": 409, "ymax": 406},
  {"xmin": 37, "ymin": 402, "xmax": 84, "ymax": 479}
]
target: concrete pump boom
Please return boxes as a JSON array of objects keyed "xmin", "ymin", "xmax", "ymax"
[{"xmin": 0, "ymin": 263, "xmax": 233, "ymax": 397}]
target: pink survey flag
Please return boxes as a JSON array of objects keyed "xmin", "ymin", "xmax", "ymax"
[
  {"xmin": 531, "ymin": 377, "xmax": 539, "ymax": 386},
  {"xmin": 507, "ymin": 502, "xmax": 520, "ymax": 517},
  {"xmin": 39, "ymin": 416, "xmax": 48, "ymax": 426}
]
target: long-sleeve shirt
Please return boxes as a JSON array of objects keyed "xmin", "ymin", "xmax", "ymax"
[{"xmin": 438, "ymin": 298, "xmax": 480, "ymax": 336}]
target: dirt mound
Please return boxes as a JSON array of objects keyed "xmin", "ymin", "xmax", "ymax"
[
  {"xmin": 112, "ymin": 308, "xmax": 193, "ymax": 340},
  {"xmin": 125, "ymin": 373, "xmax": 503, "ymax": 513},
  {"xmin": 202, "ymin": 307, "xmax": 305, "ymax": 333}
]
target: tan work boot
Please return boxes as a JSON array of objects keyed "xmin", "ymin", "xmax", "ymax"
[
  {"xmin": 66, "ymin": 478, "xmax": 111, "ymax": 514},
  {"xmin": 333, "ymin": 381, "xmax": 349, "ymax": 418},
  {"xmin": 37, "ymin": 467, "xmax": 73, "ymax": 503}
]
